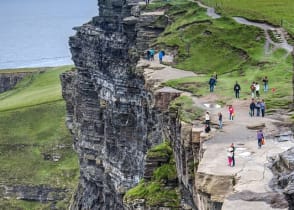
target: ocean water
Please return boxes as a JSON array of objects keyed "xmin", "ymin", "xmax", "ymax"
[{"xmin": 0, "ymin": 0, "xmax": 97, "ymax": 69}]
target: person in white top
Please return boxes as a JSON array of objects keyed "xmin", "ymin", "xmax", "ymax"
[
  {"xmin": 255, "ymin": 82, "xmax": 260, "ymax": 97},
  {"xmin": 205, "ymin": 111, "xmax": 210, "ymax": 126}
]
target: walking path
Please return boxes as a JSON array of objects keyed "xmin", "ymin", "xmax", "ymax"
[
  {"xmin": 140, "ymin": 52, "xmax": 293, "ymax": 209},
  {"xmin": 140, "ymin": 2, "xmax": 294, "ymax": 209}
]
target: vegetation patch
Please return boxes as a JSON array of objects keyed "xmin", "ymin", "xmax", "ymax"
[
  {"xmin": 124, "ymin": 142, "xmax": 180, "ymax": 208},
  {"xmin": 169, "ymin": 95, "xmax": 204, "ymax": 123}
]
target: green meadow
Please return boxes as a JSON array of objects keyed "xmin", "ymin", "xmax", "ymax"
[
  {"xmin": 202, "ymin": 0, "xmax": 294, "ymax": 35},
  {"xmin": 0, "ymin": 66, "xmax": 79, "ymax": 209}
]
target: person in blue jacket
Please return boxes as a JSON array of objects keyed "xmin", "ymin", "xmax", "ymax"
[
  {"xmin": 208, "ymin": 75, "xmax": 216, "ymax": 92},
  {"xmin": 159, "ymin": 50, "xmax": 165, "ymax": 64}
]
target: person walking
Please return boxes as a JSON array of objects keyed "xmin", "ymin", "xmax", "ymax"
[
  {"xmin": 228, "ymin": 105, "xmax": 234, "ymax": 121},
  {"xmin": 255, "ymin": 82, "xmax": 260, "ymax": 97},
  {"xmin": 257, "ymin": 130, "xmax": 264, "ymax": 149},
  {"xmin": 227, "ymin": 146, "xmax": 233, "ymax": 166},
  {"xmin": 260, "ymin": 99, "xmax": 266, "ymax": 117},
  {"xmin": 230, "ymin": 143, "xmax": 235, "ymax": 167},
  {"xmin": 250, "ymin": 82, "xmax": 256, "ymax": 98},
  {"xmin": 149, "ymin": 48, "xmax": 155, "ymax": 61},
  {"xmin": 218, "ymin": 112, "xmax": 223, "ymax": 129},
  {"xmin": 208, "ymin": 75, "xmax": 216, "ymax": 92},
  {"xmin": 205, "ymin": 111, "xmax": 210, "ymax": 126},
  {"xmin": 262, "ymin": 76, "xmax": 269, "ymax": 92},
  {"xmin": 256, "ymin": 99, "xmax": 261, "ymax": 117},
  {"xmin": 234, "ymin": 81, "xmax": 241, "ymax": 98},
  {"xmin": 249, "ymin": 99, "xmax": 256, "ymax": 117},
  {"xmin": 158, "ymin": 50, "xmax": 165, "ymax": 64}
]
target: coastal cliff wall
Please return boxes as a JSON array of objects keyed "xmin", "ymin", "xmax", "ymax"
[{"xmin": 60, "ymin": 0, "xmax": 166, "ymax": 209}]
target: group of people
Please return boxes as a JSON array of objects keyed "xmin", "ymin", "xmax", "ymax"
[
  {"xmin": 233, "ymin": 76, "xmax": 269, "ymax": 99},
  {"xmin": 227, "ymin": 129, "xmax": 265, "ymax": 167},
  {"xmin": 204, "ymin": 105, "xmax": 234, "ymax": 133},
  {"xmin": 146, "ymin": 49, "xmax": 165, "ymax": 63},
  {"xmin": 249, "ymin": 98, "xmax": 266, "ymax": 117}
]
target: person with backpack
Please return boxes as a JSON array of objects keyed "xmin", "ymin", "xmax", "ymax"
[
  {"xmin": 149, "ymin": 48, "xmax": 155, "ymax": 61},
  {"xmin": 233, "ymin": 81, "xmax": 241, "ymax": 98},
  {"xmin": 257, "ymin": 130, "xmax": 264, "ymax": 149},
  {"xmin": 208, "ymin": 75, "xmax": 216, "ymax": 92},
  {"xmin": 250, "ymin": 82, "xmax": 256, "ymax": 98},
  {"xmin": 158, "ymin": 50, "xmax": 165, "ymax": 64}
]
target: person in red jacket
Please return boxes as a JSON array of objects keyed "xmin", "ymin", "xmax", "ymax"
[{"xmin": 228, "ymin": 105, "xmax": 234, "ymax": 121}]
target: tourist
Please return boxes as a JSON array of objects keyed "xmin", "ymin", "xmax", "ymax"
[
  {"xmin": 256, "ymin": 99, "xmax": 261, "ymax": 117},
  {"xmin": 208, "ymin": 75, "xmax": 216, "ymax": 92},
  {"xmin": 249, "ymin": 99, "xmax": 256, "ymax": 117},
  {"xmin": 158, "ymin": 50, "xmax": 165, "ymax": 64},
  {"xmin": 255, "ymin": 82, "xmax": 260, "ymax": 97},
  {"xmin": 228, "ymin": 105, "xmax": 234, "ymax": 121},
  {"xmin": 218, "ymin": 112, "xmax": 223, "ymax": 129},
  {"xmin": 149, "ymin": 48, "xmax": 155, "ymax": 61},
  {"xmin": 145, "ymin": 0, "xmax": 150, "ymax": 5},
  {"xmin": 205, "ymin": 124, "xmax": 211, "ymax": 133},
  {"xmin": 233, "ymin": 81, "xmax": 241, "ymax": 98},
  {"xmin": 205, "ymin": 111, "xmax": 210, "ymax": 126},
  {"xmin": 262, "ymin": 76, "xmax": 269, "ymax": 92},
  {"xmin": 230, "ymin": 143, "xmax": 235, "ymax": 167},
  {"xmin": 260, "ymin": 99, "xmax": 266, "ymax": 117},
  {"xmin": 257, "ymin": 130, "xmax": 264, "ymax": 149},
  {"xmin": 227, "ymin": 146, "xmax": 233, "ymax": 166},
  {"xmin": 146, "ymin": 50, "xmax": 151, "ymax": 61},
  {"xmin": 250, "ymin": 82, "xmax": 256, "ymax": 98}
]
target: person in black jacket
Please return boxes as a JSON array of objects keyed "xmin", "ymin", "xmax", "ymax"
[
  {"xmin": 234, "ymin": 81, "xmax": 241, "ymax": 98},
  {"xmin": 249, "ymin": 99, "xmax": 256, "ymax": 117}
]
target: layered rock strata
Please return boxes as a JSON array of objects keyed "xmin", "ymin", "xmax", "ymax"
[
  {"xmin": 61, "ymin": 0, "xmax": 167, "ymax": 209},
  {"xmin": 0, "ymin": 72, "xmax": 31, "ymax": 93}
]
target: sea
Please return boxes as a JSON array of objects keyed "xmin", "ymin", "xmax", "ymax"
[{"xmin": 0, "ymin": 0, "xmax": 98, "ymax": 69}]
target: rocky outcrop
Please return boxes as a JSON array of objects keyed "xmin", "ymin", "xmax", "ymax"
[
  {"xmin": 0, "ymin": 185, "xmax": 67, "ymax": 202},
  {"xmin": 0, "ymin": 72, "xmax": 31, "ymax": 93},
  {"xmin": 61, "ymin": 0, "xmax": 167, "ymax": 209},
  {"xmin": 270, "ymin": 147, "xmax": 294, "ymax": 210}
]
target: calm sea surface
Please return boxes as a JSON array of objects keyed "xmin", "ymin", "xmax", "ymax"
[{"xmin": 0, "ymin": 0, "xmax": 97, "ymax": 69}]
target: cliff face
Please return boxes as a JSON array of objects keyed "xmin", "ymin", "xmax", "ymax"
[
  {"xmin": 0, "ymin": 72, "xmax": 31, "ymax": 93},
  {"xmin": 60, "ymin": 0, "xmax": 165, "ymax": 209}
]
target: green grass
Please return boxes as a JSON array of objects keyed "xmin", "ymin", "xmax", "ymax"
[
  {"xmin": 202, "ymin": 0, "xmax": 294, "ymax": 35},
  {"xmin": 0, "ymin": 65, "xmax": 73, "ymax": 112},
  {"xmin": 124, "ymin": 142, "xmax": 180, "ymax": 208},
  {"xmin": 169, "ymin": 95, "xmax": 204, "ymax": 123},
  {"xmin": 155, "ymin": 0, "xmax": 265, "ymax": 74},
  {"xmin": 0, "ymin": 66, "xmax": 79, "ymax": 209}
]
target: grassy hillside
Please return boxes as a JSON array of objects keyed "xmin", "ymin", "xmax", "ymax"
[
  {"xmin": 202, "ymin": 0, "xmax": 294, "ymax": 35},
  {"xmin": 148, "ymin": 0, "xmax": 292, "ymax": 112},
  {"xmin": 0, "ymin": 66, "xmax": 79, "ymax": 209}
]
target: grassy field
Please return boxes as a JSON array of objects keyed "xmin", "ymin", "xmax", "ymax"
[
  {"xmin": 202, "ymin": 0, "xmax": 294, "ymax": 35},
  {"xmin": 0, "ymin": 66, "xmax": 79, "ymax": 209}
]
